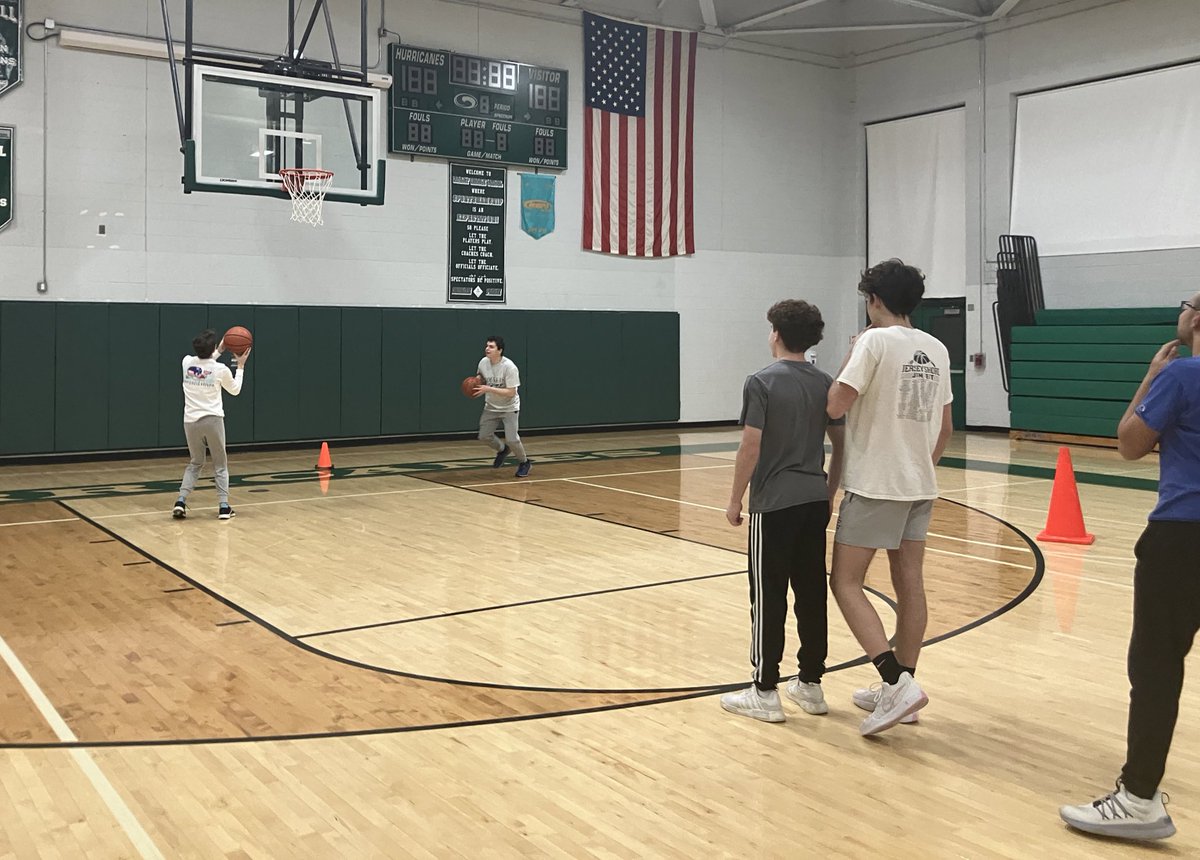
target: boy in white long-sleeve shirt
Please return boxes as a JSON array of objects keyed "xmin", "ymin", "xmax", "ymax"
[{"xmin": 172, "ymin": 329, "xmax": 251, "ymax": 520}]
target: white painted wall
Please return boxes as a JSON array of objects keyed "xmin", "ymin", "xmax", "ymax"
[
  {"xmin": 851, "ymin": 0, "xmax": 1200, "ymax": 428},
  {"xmin": 0, "ymin": 0, "xmax": 860, "ymax": 424}
]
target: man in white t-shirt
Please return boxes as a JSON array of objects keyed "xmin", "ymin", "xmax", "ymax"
[
  {"xmin": 826, "ymin": 259, "xmax": 953, "ymax": 736},
  {"xmin": 172, "ymin": 329, "xmax": 250, "ymax": 521},
  {"xmin": 474, "ymin": 335, "xmax": 532, "ymax": 478}
]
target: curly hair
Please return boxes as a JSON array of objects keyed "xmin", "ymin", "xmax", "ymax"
[
  {"xmin": 767, "ymin": 300, "xmax": 824, "ymax": 353},
  {"xmin": 859, "ymin": 259, "xmax": 926, "ymax": 317}
]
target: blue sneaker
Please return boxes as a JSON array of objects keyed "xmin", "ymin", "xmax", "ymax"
[
  {"xmin": 492, "ymin": 445, "xmax": 511, "ymax": 468},
  {"xmin": 218, "ymin": 504, "xmax": 235, "ymax": 520},
  {"xmin": 515, "ymin": 460, "xmax": 532, "ymax": 478}
]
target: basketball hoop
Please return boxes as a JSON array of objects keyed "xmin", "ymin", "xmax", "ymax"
[{"xmin": 279, "ymin": 168, "xmax": 334, "ymax": 226}]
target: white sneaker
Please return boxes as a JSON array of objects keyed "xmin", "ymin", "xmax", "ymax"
[
  {"xmin": 1060, "ymin": 783, "xmax": 1175, "ymax": 840},
  {"xmin": 786, "ymin": 679, "xmax": 828, "ymax": 715},
  {"xmin": 720, "ymin": 685, "xmax": 785, "ymax": 723},
  {"xmin": 859, "ymin": 672, "xmax": 927, "ymax": 736},
  {"xmin": 853, "ymin": 682, "xmax": 918, "ymax": 724}
]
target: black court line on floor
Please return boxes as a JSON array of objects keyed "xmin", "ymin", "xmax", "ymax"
[{"xmin": 0, "ymin": 460, "xmax": 1044, "ymax": 749}]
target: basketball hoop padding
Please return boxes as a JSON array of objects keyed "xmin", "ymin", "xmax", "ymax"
[{"xmin": 279, "ymin": 168, "xmax": 335, "ymax": 226}]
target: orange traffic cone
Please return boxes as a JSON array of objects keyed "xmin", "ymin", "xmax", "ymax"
[
  {"xmin": 315, "ymin": 441, "xmax": 333, "ymax": 470},
  {"xmin": 318, "ymin": 469, "xmax": 331, "ymax": 496},
  {"xmin": 1036, "ymin": 447, "xmax": 1095, "ymax": 545}
]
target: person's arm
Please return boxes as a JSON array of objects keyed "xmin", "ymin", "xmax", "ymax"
[
  {"xmin": 932, "ymin": 403, "xmax": 953, "ymax": 464},
  {"xmin": 479, "ymin": 384, "xmax": 517, "ymax": 397},
  {"xmin": 220, "ymin": 349, "xmax": 250, "ymax": 396},
  {"xmin": 1117, "ymin": 339, "xmax": 1179, "ymax": 460},
  {"xmin": 825, "ymin": 423, "xmax": 845, "ymax": 509},
  {"xmin": 726, "ymin": 424, "xmax": 762, "ymax": 527},
  {"xmin": 827, "ymin": 383, "xmax": 859, "ymax": 421}
]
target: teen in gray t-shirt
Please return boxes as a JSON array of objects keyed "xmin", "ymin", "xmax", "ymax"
[
  {"xmin": 721, "ymin": 300, "xmax": 845, "ymax": 724},
  {"xmin": 741, "ymin": 361, "xmax": 844, "ymax": 513}
]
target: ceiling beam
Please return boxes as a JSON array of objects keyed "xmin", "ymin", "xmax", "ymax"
[
  {"xmin": 991, "ymin": 0, "xmax": 1024, "ymax": 17},
  {"xmin": 741, "ymin": 21, "xmax": 968, "ymax": 35},
  {"xmin": 729, "ymin": 0, "xmax": 834, "ymax": 33},
  {"xmin": 884, "ymin": 0, "xmax": 989, "ymax": 23},
  {"xmin": 697, "ymin": 0, "xmax": 719, "ymax": 30}
]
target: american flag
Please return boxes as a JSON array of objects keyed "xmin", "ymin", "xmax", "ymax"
[{"xmin": 583, "ymin": 12, "xmax": 696, "ymax": 258}]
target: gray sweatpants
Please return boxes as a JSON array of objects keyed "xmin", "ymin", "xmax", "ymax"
[
  {"xmin": 178, "ymin": 415, "xmax": 230, "ymax": 504},
  {"xmin": 478, "ymin": 410, "xmax": 527, "ymax": 462}
]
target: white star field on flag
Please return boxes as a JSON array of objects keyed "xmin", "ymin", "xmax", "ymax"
[{"xmin": 585, "ymin": 16, "xmax": 647, "ymax": 117}]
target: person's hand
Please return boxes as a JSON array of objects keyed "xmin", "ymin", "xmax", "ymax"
[
  {"xmin": 234, "ymin": 346, "xmax": 251, "ymax": 362},
  {"xmin": 216, "ymin": 339, "xmax": 225, "ymax": 355},
  {"xmin": 472, "ymin": 384, "xmax": 487, "ymax": 398},
  {"xmin": 725, "ymin": 499, "xmax": 743, "ymax": 527},
  {"xmin": 1147, "ymin": 339, "xmax": 1180, "ymax": 380}
]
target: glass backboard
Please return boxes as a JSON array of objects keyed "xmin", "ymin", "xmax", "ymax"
[{"xmin": 185, "ymin": 64, "xmax": 384, "ymax": 204}]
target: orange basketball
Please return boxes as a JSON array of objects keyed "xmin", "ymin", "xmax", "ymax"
[
  {"xmin": 223, "ymin": 326, "xmax": 253, "ymax": 355},
  {"xmin": 461, "ymin": 375, "xmax": 482, "ymax": 397}
]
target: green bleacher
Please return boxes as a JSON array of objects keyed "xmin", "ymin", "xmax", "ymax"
[{"xmin": 1008, "ymin": 307, "xmax": 1178, "ymax": 439}]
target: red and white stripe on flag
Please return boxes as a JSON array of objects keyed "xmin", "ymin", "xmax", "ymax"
[{"xmin": 583, "ymin": 27, "xmax": 697, "ymax": 258}]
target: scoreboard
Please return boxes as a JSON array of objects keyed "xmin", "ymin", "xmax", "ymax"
[{"xmin": 388, "ymin": 45, "xmax": 568, "ymax": 169}]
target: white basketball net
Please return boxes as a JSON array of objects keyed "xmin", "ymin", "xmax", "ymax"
[{"xmin": 279, "ymin": 168, "xmax": 335, "ymax": 226}]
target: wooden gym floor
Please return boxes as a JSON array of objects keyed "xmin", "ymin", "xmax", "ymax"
[{"xmin": 0, "ymin": 427, "xmax": 1195, "ymax": 858}]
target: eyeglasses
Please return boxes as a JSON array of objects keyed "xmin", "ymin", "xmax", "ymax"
[{"xmin": 1181, "ymin": 300, "xmax": 1196, "ymax": 312}]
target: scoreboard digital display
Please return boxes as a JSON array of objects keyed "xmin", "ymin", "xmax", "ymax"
[{"xmin": 388, "ymin": 45, "xmax": 568, "ymax": 169}]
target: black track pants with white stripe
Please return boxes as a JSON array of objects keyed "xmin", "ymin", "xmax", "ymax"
[{"xmin": 746, "ymin": 501, "xmax": 830, "ymax": 690}]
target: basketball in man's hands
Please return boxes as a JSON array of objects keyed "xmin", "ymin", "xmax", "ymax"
[
  {"xmin": 223, "ymin": 326, "xmax": 253, "ymax": 355},
  {"xmin": 461, "ymin": 375, "xmax": 483, "ymax": 397}
]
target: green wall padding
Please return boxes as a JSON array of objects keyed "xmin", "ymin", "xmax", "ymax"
[
  {"xmin": 1010, "ymin": 379, "xmax": 1138, "ymax": 401},
  {"xmin": 1010, "ymin": 396, "xmax": 1124, "ymax": 421},
  {"xmin": 1011, "ymin": 324, "xmax": 1175, "ymax": 344},
  {"xmin": 380, "ymin": 310, "xmax": 424, "ymax": 436},
  {"xmin": 1010, "ymin": 361, "xmax": 1146, "ymax": 382},
  {"xmin": 1009, "ymin": 412, "xmax": 1122, "ymax": 438},
  {"xmin": 1010, "ymin": 342, "xmax": 1163, "ymax": 363},
  {"xmin": 340, "ymin": 308, "xmax": 382, "ymax": 438},
  {"xmin": 0, "ymin": 302, "xmax": 680, "ymax": 456},
  {"xmin": 109, "ymin": 304, "xmax": 161, "ymax": 450},
  {"xmin": 1034, "ymin": 308, "xmax": 1177, "ymax": 326},
  {"xmin": 299, "ymin": 307, "xmax": 343, "ymax": 441},
  {"xmin": 0, "ymin": 303, "xmax": 56, "ymax": 455},
  {"xmin": 54, "ymin": 303, "xmax": 111, "ymax": 452}
]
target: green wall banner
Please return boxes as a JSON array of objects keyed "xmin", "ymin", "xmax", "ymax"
[
  {"xmin": 0, "ymin": 1, "xmax": 20, "ymax": 98},
  {"xmin": 448, "ymin": 163, "xmax": 506, "ymax": 303},
  {"xmin": 0, "ymin": 126, "xmax": 12, "ymax": 232}
]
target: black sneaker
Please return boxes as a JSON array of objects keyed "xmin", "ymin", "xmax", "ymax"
[
  {"xmin": 492, "ymin": 445, "xmax": 511, "ymax": 468},
  {"xmin": 515, "ymin": 460, "xmax": 532, "ymax": 478},
  {"xmin": 218, "ymin": 504, "xmax": 235, "ymax": 520},
  {"xmin": 172, "ymin": 500, "xmax": 187, "ymax": 519}
]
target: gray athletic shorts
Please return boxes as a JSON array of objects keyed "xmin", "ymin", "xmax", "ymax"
[{"xmin": 834, "ymin": 492, "xmax": 934, "ymax": 550}]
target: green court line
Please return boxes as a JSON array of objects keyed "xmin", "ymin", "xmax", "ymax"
[{"xmin": 0, "ymin": 442, "xmax": 1158, "ymax": 504}]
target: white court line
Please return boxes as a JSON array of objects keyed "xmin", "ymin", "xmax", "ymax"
[
  {"xmin": 564, "ymin": 478, "xmax": 726, "ymax": 512},
  {"xmin": 463, "ymin": 462, "xmax": 733, "ymax": 489},
  {"xmin": 940, "ymin": 478, "xmax": 1046, "ymax": 493},
  {"xmin": 86, "ymin": 484, "xmax": 457, "ymax": 521},
  {"xmin": 0, "ymin": 516, "xmax": 79, "ymax": 528},
  {"xmin": 0, "ymin": 635, "xmax": 164, "ymax": 860}
]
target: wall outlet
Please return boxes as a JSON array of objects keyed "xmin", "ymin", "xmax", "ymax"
[{"xmin": 36, "ymin": 281, "xmax": 48, "ymax": 293}]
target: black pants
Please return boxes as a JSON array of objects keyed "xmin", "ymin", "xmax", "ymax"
[
  {"xmin": 746, "ymin": 501, "xmax": 830, "ymax": 690},
  {"xmin": 1121, "ymin": 520, "xmax": 1200, "ymax": 798}
]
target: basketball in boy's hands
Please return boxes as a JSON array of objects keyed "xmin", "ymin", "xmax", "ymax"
[
  {"xmin": 223, "ymin": 326, "xmax": 253, "ymax": 355},
  {"xmin": 461, "ymin": 375, "xmax": 482, "ymax": 397}
]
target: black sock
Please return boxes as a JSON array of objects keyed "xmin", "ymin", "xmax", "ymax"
[
  {"xmin": 872, "ymin": 651, "xmax": 903, "ymax": 685},
  {"xmin": 901, "ymin": 665, "xmax": 916, "ymax": 678}
]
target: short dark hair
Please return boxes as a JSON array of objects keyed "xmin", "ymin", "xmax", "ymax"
[
  {"xmin": 859, "ymin": 259, "xmax": 925, "ymax": 317},
  {"xmin": 487, "ymin": 335, "xmax": 505, "ymax": 354},
  {"xmin": 193, "ymin": 329, "xmax": 218, "ymax": 359},
  {"xmin": 767, "ymin": 300, "xmax": 824, "ymax": 353}
]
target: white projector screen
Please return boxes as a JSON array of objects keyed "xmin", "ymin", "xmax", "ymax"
[
  {"xmin": 866, "ymin": 107, "xmax": 966, "ymax": 298},
  {"xmin": 1010, "ymin": 62, "xmax": 1200, "ymax": 256}
]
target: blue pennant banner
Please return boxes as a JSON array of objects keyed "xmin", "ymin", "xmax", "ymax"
[{"xmin": 520, "ymin": 173, "xmax": 555, "ymax": 239}]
